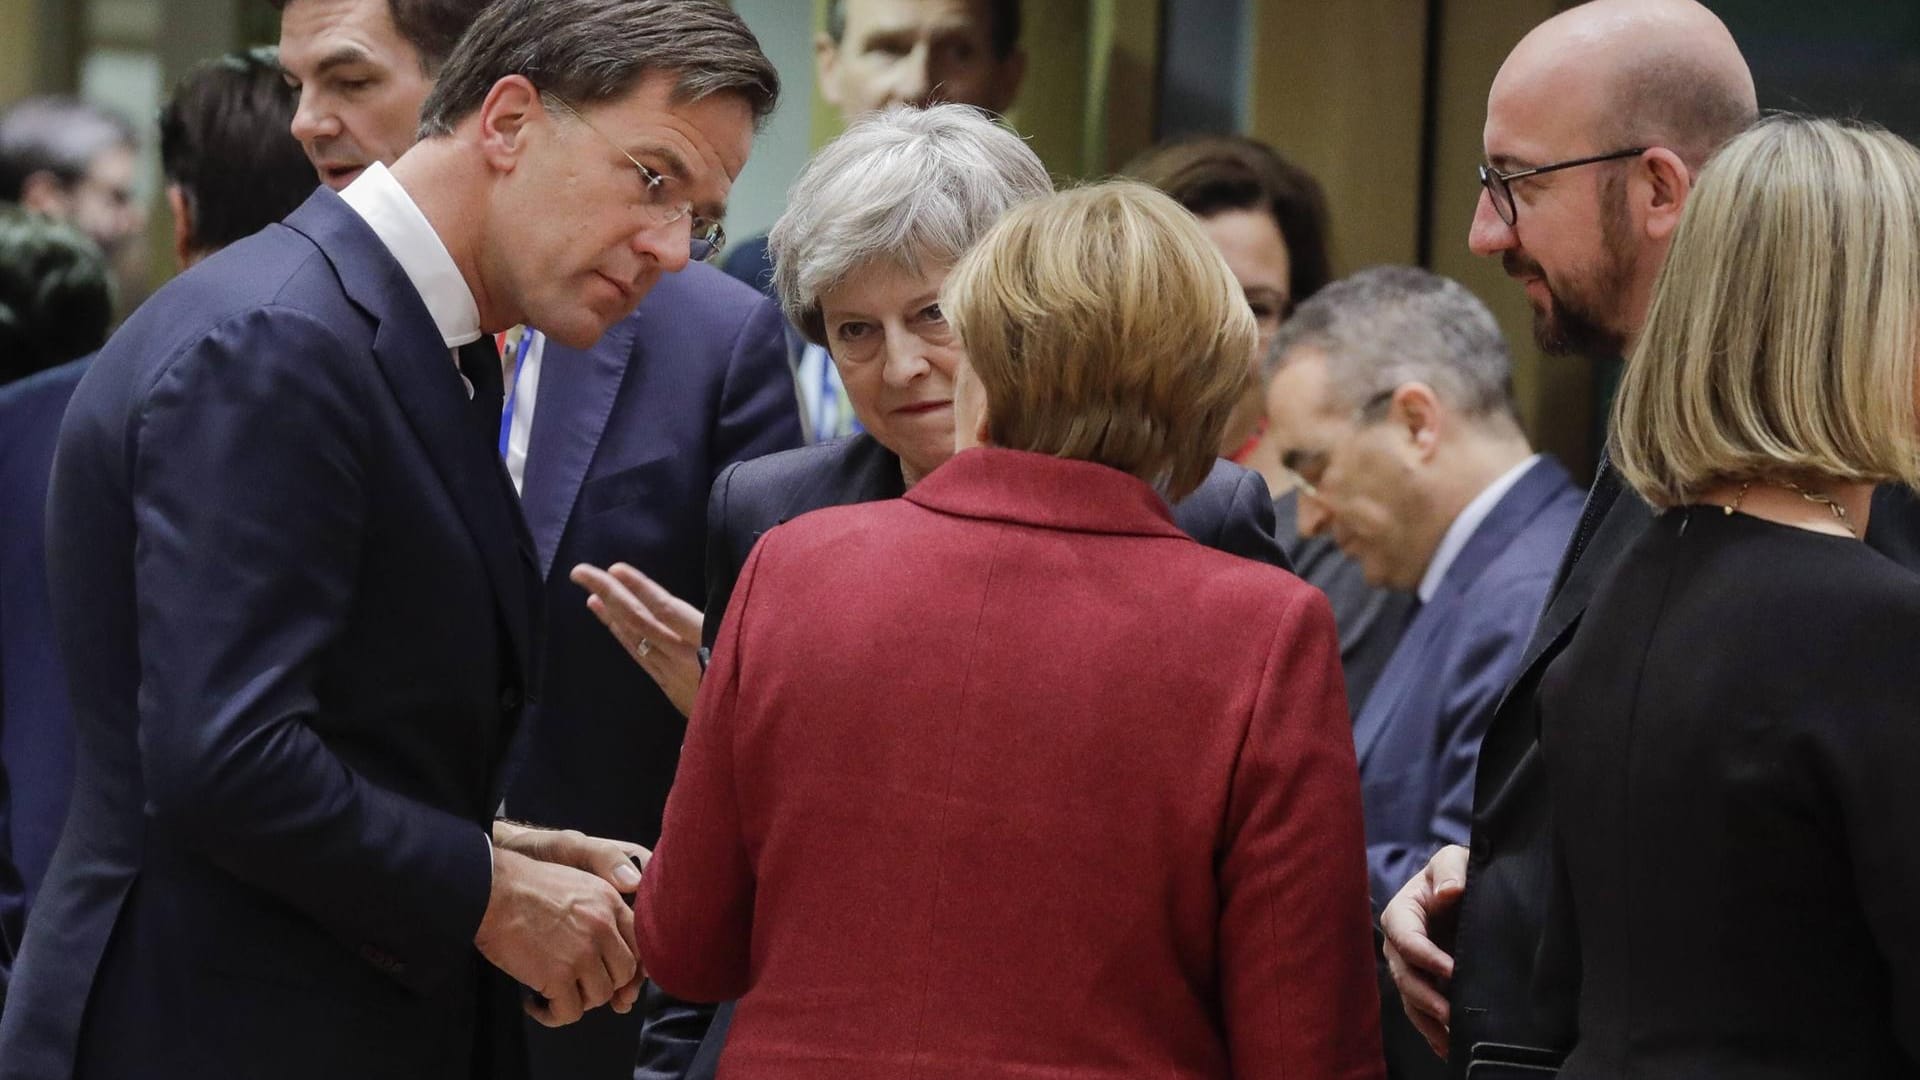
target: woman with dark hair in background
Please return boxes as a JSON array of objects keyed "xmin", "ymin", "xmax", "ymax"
[{"xmin": 1128, "ymin": 134, "xmax": 1413, "ymax": 714}]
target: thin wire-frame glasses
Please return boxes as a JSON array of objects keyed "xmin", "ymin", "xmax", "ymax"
[{"xmin": 545, "ymin": 93, "xmax": 727, "ymax": 262}]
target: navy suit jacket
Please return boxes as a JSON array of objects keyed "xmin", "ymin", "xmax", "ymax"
[
  {"xmin": 636, "ymin": 433, "xmax": 1294, "ymax": 1080},
  {"xmin": 1353, "ymin": 457, "xmax": 1580, "ymax": 915},
  {"xmin": 0, "ymin": 189, "xmax": 536, "ymax": 1080},
  {"xmin": 505, "ymin": 263, "xmax": 800, "ymax": 1080},
  {"xmin": 0, "ymin": 359, "xmax": 89, "ymax": 1004}
]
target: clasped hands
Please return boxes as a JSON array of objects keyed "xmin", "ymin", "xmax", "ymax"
[{"xmin": 474, "ymin": 820, "xmax": 653, "ymax": 1028}]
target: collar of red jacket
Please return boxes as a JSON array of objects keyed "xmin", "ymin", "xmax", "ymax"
[{"xmin": 903, "ymin": 447, "xmax": 1186, "ymax": 540}]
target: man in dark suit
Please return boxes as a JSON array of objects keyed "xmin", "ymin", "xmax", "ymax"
[
  {"xmin": 0, "ymin": 50, "xmax": 313, "ymax": 968},
  {"xmin": 1377, "ymin": 3, "xmax": 1915, "ymax": 1075},
  {"xmin": 0, "ymin": 3, "xmax": 779, "ymax": 1076},
  {"xmin": 1267, "ymin": 267, "xmax": 1581, "ymax": 919},
  {"xmin": 1268, "ymin": 267, "xmax": 1581, "ymax": 1080},
  {"xmin": 275, "ymin": 2, "xmax": 803, "ymax": 1073}
]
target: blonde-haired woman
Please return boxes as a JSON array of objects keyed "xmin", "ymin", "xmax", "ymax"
[
  {"xmin": 1539, "ymin": 114, "xmax": 1920, "ymax": 1076},
  {"xmin": 632, "ymin": 182, "xmax": 1385, "ymax": 1078}
]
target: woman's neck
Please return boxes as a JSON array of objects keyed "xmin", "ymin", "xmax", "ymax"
[{"xmin": 1696, "ymin": 478, "xmax": 1872, "ymax": 539}]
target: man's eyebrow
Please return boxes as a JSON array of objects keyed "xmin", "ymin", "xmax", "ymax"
[
  {"xmin": 309, "ymin": 44, "xmax": 375, "ymax": 78},
  {"xmin": 632, "ymin": 143, "xmax": 729, "ymax": 220},
  {"xmin": 636, "ymin": 143, "xmax": 692, "ymax": 184}
]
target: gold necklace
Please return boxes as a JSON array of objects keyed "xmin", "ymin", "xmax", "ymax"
[{"xmin": 1721, "ymin": 479, "xmax": 1857, "ymax": 537}]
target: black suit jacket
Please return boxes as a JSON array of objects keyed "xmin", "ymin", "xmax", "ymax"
[
  {"xmin": 636, "ymin": 433, "xmax": 1294, "ymax": 1079},
  {"xmin": 504, "ymin": 264, "xmax": 800, "ymax": 1080},
  {"xmin": 0, "ymin": 189, "xmax": 536, "ymax": 1080},
  {"xmin": 1448, "ymin": 465, "xmax": 1920, "ymax": 1077},
  {"xmin": 1535, "ymin": 507, "xmax": 1920, "ymax": 1076}
]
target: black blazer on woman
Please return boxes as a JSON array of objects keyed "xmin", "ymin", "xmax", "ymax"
[{"xmin": 1537, "ymin": 507, "xmax": 1920, "ymax": 1078}]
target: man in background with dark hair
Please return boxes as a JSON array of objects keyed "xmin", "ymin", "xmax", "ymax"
[
  {"xmin": 270, "ymin": 0, "xmax": 472, "ymax": 188},
  {"xmin": 0, "ymin": 1, "xmax": 779, "ymax": 1073},
  {"xmin": 720, "ymin": 0, "xmax": 1028, "ymax": 442},
  {"xmin": 0, "ymin": 45, "xmax": 316, "ymax": 1018},
  {"xmin": 275, "ymin": 2, "xmax": 801, "ymax": 1076},
  {"xmin": 0, "ymin": 97, "xmax": 143, "ymax": 266},
  {"xmin": 159, "ymin": 47, "xmax": 319, "ymax": 264}
]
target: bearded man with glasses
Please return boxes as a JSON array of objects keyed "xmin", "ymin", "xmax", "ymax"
[{"xmin": 1378, "ymin": 2, "xmax": 1920, "ymax": 1077}]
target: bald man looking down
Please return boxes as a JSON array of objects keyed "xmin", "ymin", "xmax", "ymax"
[{"xmin": 1379, "ymin": 2, "xmax": 1763, "ymax": 1073}]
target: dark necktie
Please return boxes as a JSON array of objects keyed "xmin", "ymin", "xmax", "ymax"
[{"xmin": 456, "ymin": 337, "xmax": 505, "ymax": 444}]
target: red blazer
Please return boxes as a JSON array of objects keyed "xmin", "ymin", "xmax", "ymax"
[{"xmin": 636, "ymin": 448, "xmax": 1383, "ymax": 1079}]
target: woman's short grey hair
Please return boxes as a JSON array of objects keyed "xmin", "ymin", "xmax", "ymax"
[
  {"xmin": 769, "ymin": 103, "xmax": 1053, "ymax": 344},
  {"xmin": 416, "ymin": 0, "xmax": 779, "ymax": 140},
  {"xmin": 1268, "ymin": 265, "xmax": 1518, "ymax": 426}
]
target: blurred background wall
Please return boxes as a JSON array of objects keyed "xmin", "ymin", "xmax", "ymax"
[{"xmin": 4, "ymin": 0, "xmax": 1917, "ymax": 478}]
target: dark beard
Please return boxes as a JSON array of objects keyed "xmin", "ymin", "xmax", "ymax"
[
  {"xmin": 1529, "ymin": 281, "xmax": 1624, "ymax": 358},
  {"xmin": 1518, "ymin": 172, "xmax": 1636, "ymax": 359}
]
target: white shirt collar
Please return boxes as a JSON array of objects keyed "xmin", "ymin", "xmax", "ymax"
[
  {"xmin": 337, "ymin": 162, "xmax": 481, "ymax": 349},
  {"xmin": 1417, "ymin": 454, "xmax": 1542, "ymax": 605}
]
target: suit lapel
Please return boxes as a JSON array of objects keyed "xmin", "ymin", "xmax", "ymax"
[
  {"xmin": 522, "ymin": 320, "xmax": 634, "ymax": 581},
  {"xmin": 285, "ymin": 192, "xmax": 537, "ymax": 688},
  {"xmin": 773, "ymin": 434, "xmax": 904, "ymax": 528},
  {"xmin": 1512, "ymin": 466, "xmax": 1646, "ymax": 685},
  {"xmin": 1352, "ymin": 459, "xmax": 1574, "ymax": 768}
]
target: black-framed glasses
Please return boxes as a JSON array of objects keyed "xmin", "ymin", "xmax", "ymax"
[
  {"xmin": 1477, "ymin": 147, "xmax": 1647, "ymax": 227},
  {"xmin": 545, "ymin": 94, "xmax": 727, "ymax": 262}
]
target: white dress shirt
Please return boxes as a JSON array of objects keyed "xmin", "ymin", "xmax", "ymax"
[{"xmin": 1416, "ymin": 454, "xmax": 1542, "ymax": 605}]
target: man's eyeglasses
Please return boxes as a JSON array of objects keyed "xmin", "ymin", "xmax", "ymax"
[
  {"xmin": 1477, "ymin": 147, "xmax": 1647, "ymax": 227},
  {"xmin": 545, "ymin": 94, "xmax": 726, "ymax": 263}
]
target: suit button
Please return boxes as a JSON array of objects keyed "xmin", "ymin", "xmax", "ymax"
[{"xmin": 500, "ymin": 687, "xmax": 522, "ymax": 711}]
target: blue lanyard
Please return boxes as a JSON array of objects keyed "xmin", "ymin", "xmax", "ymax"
[
  {"xmin": 498, "ymin": 329, "xmax": 535, "ymax": 457},
  {"xmin": 814, "ymin": 351, "xmax": 838, "ymax": 438}
]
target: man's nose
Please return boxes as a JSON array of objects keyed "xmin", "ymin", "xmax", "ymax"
[
  {"xmin": 886, "ymin": 46, "xmax": 936, "ymax": 106},
  {"xmin": 289, "ymin": 89, "xmax": 339, "ymax": 145},
  {"xmin": 1468, "ymin": 189, "xmax": 1517, "ymax": 258},
  {"xmin": 631, "ymin": 215, "xmax": 692, "ymax": 275}
]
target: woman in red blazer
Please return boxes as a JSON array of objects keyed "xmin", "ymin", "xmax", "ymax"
[{"xmin": 634, "ymin": 182, "xmax": 1384, "ymax": 1079}]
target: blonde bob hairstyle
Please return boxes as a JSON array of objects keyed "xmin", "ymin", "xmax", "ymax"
[
  {"xmin": 1612, "ymin": 114, "xmax": 1920, "ymax": 508},
  {"xmin": 941, "ymin": 180, "xmax": 1257, "ymax": 501}
]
